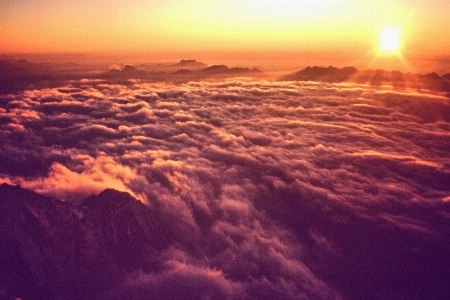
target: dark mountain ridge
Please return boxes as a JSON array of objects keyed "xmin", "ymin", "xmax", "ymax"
[
  {"xmin": 173, "ymin": 59, "xmax": 207, "ymax": 70},
  {"xmin": 280, "ymin": 65, "xmax": 450, "ymax": 94},
  {"xmin": 0, "ymin": 60, "xmax": 54, "ymax": 94},
  {"xmin": 0, "ymin": 183, "xmax": 171, "ymax": 300},
  {"xmin": 2, "ymin": 58, "xmax": 450, "ymax": 96},
  {"xmin": 99, "ymin": 62, "xmax": 262, "ymax": 83},
  {"xmin": 201, "ymin": 64, "xmax": 261, "ymax": 74},
  {"xmin": 280, "ymin": 65, "xmax": 358, "ymax": 82}
]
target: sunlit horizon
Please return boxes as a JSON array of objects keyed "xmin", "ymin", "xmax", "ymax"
[
  {"xmin": 1, "ymin": 1, "xmax": 450, "ymax": 300},
  {"xmin": 2, "ymin": 0, "xmax": 449, "ymax": 75},
  {"xmin": 1, "ymin": 0, "xmax": 449, "ymax": 56}
]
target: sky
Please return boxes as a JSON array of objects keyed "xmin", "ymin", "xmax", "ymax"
[{"xmin": 1, "ymin": 0, "xmax": 449, "ymax": 56}]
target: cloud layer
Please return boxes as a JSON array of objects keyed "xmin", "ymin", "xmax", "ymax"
[{"xmin": 1, "ymin": 79, "xmax": 450, "ymax": 299}]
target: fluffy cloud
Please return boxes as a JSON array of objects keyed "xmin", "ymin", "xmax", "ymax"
[
  {"xmin": 1, "ymin": 79, "xmax": 450, "ymax": 299},
  {"xmin": 5, "ymin": 156, "xmax": 146, "ymax": 204}
]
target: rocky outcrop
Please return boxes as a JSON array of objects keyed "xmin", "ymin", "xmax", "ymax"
[{"xmin": 0, "ymin": 183, "xmax": 170, "ymax": 300}]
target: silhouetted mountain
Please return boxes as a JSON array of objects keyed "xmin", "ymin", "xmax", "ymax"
[
  {"xmin": 230, "ymin": 67, "xmax": 262, "ymax": 73},
  {"xmin": 121, "ymin": 64, "xmax": 138, "ymax": 73},
  {"xmin": 102, "ymin": 64, "xmax": 154, "ymax": 79},
  {"xmin": 420, "ymin": 72, "xmax": 450, "ymax": 91},
  {"xmin": 202, "ymin": 65, "xmax": 230, "ymax": 73},
  {"xmin": 280, "ymin": 66, "xmax": 357, "ymax": 82},
  {"xmin": 0, "ymin": 183, "xmax": 171, "ymax": 300},
  {"xmin": 202, "ymin": 65, "xmax": 261, "ymax": 74},
  {"xmin": 93, "ymin": 62, "xmax": 264, "ymax": 83},
  {"xmin": 281, "ymin": 66, "xmax": 450, "ymax": 95},
  {"xmin": 173, "ymin": 59, "xmax": 207, "ymax": 70},
  {"xmin": 173, "ymin": 68, "xmax": 193, "ymax": 75},
  {"xmin": 442, "ymin": 73, "xmax": 450, "ymax": 81},
  {"xmin": 354, "ymin": 69, "xmax": 398, "ymax": 86},
  {"xmin": 0, "ymin": 60, "xmax": 53, "ymax": 94}
]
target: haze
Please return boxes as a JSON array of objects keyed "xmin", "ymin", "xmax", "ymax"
[{"xmin": 2, "ymin": 1, "xmax": 449, "ymax": 59}]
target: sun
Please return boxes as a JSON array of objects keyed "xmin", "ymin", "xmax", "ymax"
[
  {"xmin": 369, "ymin": 27, "xmax": 409, "ymax": 71},
  {"xmin": 380, "ymin": 28, "xmax": 400, "ymax": 51}
]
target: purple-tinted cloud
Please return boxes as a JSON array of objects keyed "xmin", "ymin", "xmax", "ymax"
[{"xmin": 1, "ymin": 79, "xmax": 449, "ymax": 299}]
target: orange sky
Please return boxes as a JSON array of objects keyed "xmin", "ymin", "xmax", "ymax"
[{"xmin": 1, "ymin": 0, "xmax": 449, "ymax": 56}]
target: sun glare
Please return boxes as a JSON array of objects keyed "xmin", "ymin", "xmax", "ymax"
[{"xmin": 381, "ymin": 28, "xmax": 400, "ymax": 51}]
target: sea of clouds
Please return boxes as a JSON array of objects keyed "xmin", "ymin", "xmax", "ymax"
[{"xmin": 1, "ymin": 78, "xmax": 450, "ymax": 299}]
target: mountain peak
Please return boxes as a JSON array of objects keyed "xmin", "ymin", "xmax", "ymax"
[
  {"xmin": 179, "ymin": 59, "xmax": 198, "ymax": 64},
  {"xmin": 0, "ymin": 182, "xmax": 13, "ymax": 188},
  {"xmin": 0, "ymin": 185, "xmax": 170, "ymax": 299},
  {"xmin": 281, "ymin": 65, "xmax": 358, "ymax": 82},
  {"xmin": 202, "ymin": 64, "xmax": 230, "ymax": 73},
  {"xmin": 122, "ymin": 65, "xmax": 138, "ymax": 73},
  {"xmin": 81, "ymin": 188, "xmax": 143, "ymax": 211},
  {"xmin": 173, "ymin": 59, "xmax": 207, "ymax": 70}
]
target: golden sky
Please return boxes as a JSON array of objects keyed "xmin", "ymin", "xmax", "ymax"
[{"xmin": 1, "ymin": 0, "xmax": 449, "ymax": 55}]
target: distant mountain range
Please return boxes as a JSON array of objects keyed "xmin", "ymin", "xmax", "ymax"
[
  {"xmin": 280, "ymin": 65, "xmax": 450, "ymax": 94},
  {"xmin": 0, "ymin": 183, "xmax": 171, "ymax": 299},
  {"xmin": 201, "ymin": 64, "xmax": 261, "ymax": 74},
  {"xmin": 102, "ymin": 62, "xmax": 262, "ymax": 81},
  {"xmin": 1, "ymin": 59, "xmax": 450, "ymax": 95}
]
